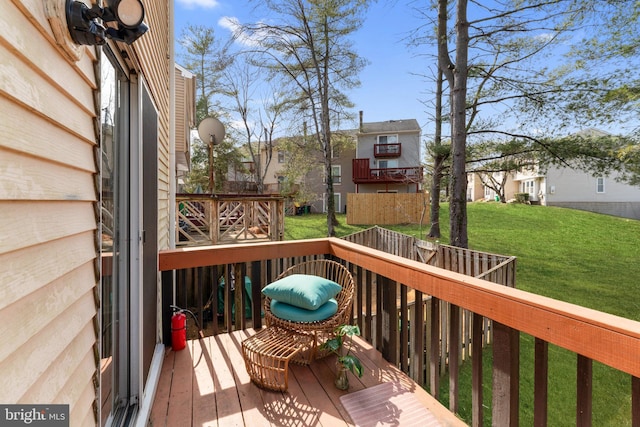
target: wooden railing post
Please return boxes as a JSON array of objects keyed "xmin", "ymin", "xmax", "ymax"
[
  {"xmin": 472, "ymin": 313, "xmax": 483, "ymax": 427},
  {"xmin": 449, "ymin": 304, "xmax": 460, "ymax": 413},
  {"xmin": 400, "ymin": 285, "xmax": 408, "ymax": 372},
  {"xmin": 577, "ymin": 354, "xmax": 593, "ymax": 427},
  {"xmin": 430, "ymin": 296, "xmax": 441, "ymax": 398},
  {"xmin": 364, "ymin": 269, "xmax": 373, "ymax": 343},
  {"xmin": 250, "ymin": 261, "xmax": 262, "ymax": 328},
  {"xmin": 632, "ymin": 376, "xmax": 640, "ymax": 427},
  {"xmin": 234, "ymin": 263, "xmax": 245, "ymax": 330},
  {"xmin": 493, "ymin": 321, "xmax": 520, "ymax": 427},
  {"xmin": 534, "ymin": 338, "xmax": 548, "ymax": 427},
  {"xmin": 413, "ymin": 290, "xmax": 425, "ymax": 386},
  {"xmin": 380, "ymin": 275, "xmax": 398, "ymax": 364}
]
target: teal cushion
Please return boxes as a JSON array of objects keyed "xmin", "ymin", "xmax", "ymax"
[
  {"xmin": 270, "ymin": 298, "xmax": 338, "ymax": 322},
  {"xmin": 262, "ymin": 274, "xmax": 342, "ymax": 310}
]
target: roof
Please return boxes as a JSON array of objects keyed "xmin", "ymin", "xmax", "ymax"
[{"xmin": 359, "ymin": 118, "xmax": 421, "ymax": 134}]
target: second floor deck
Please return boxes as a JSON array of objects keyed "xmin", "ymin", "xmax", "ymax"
[
  {"xmin": 155, "ymin": 234, "xmax": 640, "ymax": 426},
  {"xmin": 352, "ymin": 159, "xmax": 423, "ymax": 185}
]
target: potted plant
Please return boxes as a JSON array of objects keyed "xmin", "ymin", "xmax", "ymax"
[{"xmin": 320, "ymin": 324, "xmax": 364, "ymax": 390}]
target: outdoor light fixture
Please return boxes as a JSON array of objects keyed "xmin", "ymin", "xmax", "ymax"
[{"xmin": 66, "ymin": 0, "xmax": 148, "ymax": 46}]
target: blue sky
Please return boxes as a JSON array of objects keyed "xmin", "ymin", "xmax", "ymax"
[{"xmin": 173, "ymin": 0, "xmax": 432, "ymax": 132}]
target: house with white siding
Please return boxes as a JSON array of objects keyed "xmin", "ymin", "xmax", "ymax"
[
  {"xmin": 471, "ymin": 129, "xmax": 640, "ymax": 220},
  {"xmin": 513, "ymin": 129, "xmax": 640, "ymax": 219},
  {"xmin": 1, "ymin": 1, "xmax": 186, "ymax": 425}
]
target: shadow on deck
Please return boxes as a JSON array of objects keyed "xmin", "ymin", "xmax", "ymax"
[{"xmin": 150, "ymin": 329, "xmax": 465, "ymax": 427}]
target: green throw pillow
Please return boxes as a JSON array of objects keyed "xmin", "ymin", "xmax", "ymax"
[
  {"xmin": 270, "ymin": 298, "xmax": 338, "ymax": 322},
  {"xmin": 262, "ymin": 274, "xmax": 342, "ymax": 310}
]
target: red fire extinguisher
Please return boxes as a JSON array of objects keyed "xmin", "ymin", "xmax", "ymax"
[{"xmin": 171, "ymin": 309, "xmax": 187, "ymax": 351}]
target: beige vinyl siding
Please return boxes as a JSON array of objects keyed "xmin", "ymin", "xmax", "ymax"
[
  {"xmin": 175, "ymin": 73, "xmax": 187, "ymax": 152},
  {"xmin": 0, "ymin": 2, "xmax": 99, "ymax": 427}
]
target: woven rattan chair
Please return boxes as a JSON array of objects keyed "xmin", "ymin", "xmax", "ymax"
[{"xmin": 264, "ymin": 259, "xmax": 355, "ymax": 361}]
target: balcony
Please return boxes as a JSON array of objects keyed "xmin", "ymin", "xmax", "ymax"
[
  {"xmin": 154, "ymin": 231, "xmax": 640, "ymax": 426},
  {"xmin": 374, "ymin": 142, "xmax": 402, "ymax": 158},
  {"xmin": 352, "ymin": 159, "xmax": 423, "ymax": 185}
]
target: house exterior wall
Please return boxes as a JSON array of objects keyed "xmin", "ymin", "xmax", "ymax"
[
  {"xmin": 356, "ymin": 130, "xmax": 421, "ymax": 170},
  {"xmin": 354, "ymin": 119, "xmax": 422, "ymax": 194},
  {"xmin": 541, "ymin": 167, "xmax": 640, "ymax": 219},
  {"xmin": 0, "ymin": 1, "xmax": 100, "ymax": 425},
  {"xmin": 0, "ymin": 1, "xmax": 172, "ymax": 425},
  {"xmin": 175, "ymin": 65, "xmax": 195, "ymax": 188},
  {"xmin": 467, "ymin": 174, "xmax": 485, "ymax": 201},
  {"xmin": 330, "ymin": 147, "xmax": 356, "ymax": 213},
  {"xmin": 134, "ymin": 2, "xmax": 172, "ymax": 252}
]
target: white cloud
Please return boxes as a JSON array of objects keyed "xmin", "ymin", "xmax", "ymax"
[
  {"xmin": 219, "ymin": 16, "xmax": 265, "ymax": 47},
  {"xmin": 177, "ymin": 0, "xmax": 220, "ymax": 9},
  {"xmin": 218, "ymin": 16, "xmax": 241, "ymax": 34}
]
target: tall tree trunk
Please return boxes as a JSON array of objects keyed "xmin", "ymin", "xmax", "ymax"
[
  {"xmin": 322, "ymin": 13, "xmax": 338, "ymax": 236},
  {"xmin": 428, "ymin": 68, "xmax": 445, "ymax": 239},
  {"xmin": 449, "ymin": 0, "xmax": 469, "ymax": 248}
]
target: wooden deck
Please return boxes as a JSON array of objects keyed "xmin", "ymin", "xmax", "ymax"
[{"xmin": 149, "ymin": 329, "xmax": 466, "ymax": 427}]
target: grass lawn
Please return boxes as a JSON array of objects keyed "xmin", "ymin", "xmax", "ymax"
[{"xmin": 285, "ymin": 203, "xmax": 640, "ymax": 426}]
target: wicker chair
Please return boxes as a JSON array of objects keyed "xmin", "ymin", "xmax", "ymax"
[{"xmin": 264, "ymin": 259, "xmax": 355, "ymax": 361}]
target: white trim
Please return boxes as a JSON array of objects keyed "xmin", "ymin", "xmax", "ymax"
[{"xmin": 134, "ymin": 345, "xmax": 165, "ymax": 427}]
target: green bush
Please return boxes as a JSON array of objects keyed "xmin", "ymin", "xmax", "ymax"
[{"xmin": 514, "ymin": 192, "xmax": 530, "ymax": 203}]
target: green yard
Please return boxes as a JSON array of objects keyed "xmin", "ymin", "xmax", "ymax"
[{"xmin": 285, "ymin": 202, "xmax": 640, "ymax": 425}]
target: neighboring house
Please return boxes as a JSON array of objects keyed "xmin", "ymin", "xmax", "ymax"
[
  {"xmin": 1, "ymin": 1, "xmax": 186, "ymax": 425},
  {"xmin": 239, "ymin": 114, "xmax": 423, "ymax": 213},
  {"xmin": 468, "ymin": 171, "xmax": 520, "ymax": 202},
  {"xmin": 303, "ymin": 142, "xmax": 357, "ymax": 214},
  {"xmin": 472, "ymin": 129, "xmax": 640, "ymax": 220},
  {"xmin": 175, "ymin": 64, "xmax": 196, "ymax": 192},
  {"xmin": 352, "ymin": 113, "xmax": 423, "ymax": 194},
  {"xmin": 233, "ymin": 136, "xmax": 357, "ymax": 214},
  {"xmin": 513, "ymin": 165, "xmax": 640, "ymax": 220}
]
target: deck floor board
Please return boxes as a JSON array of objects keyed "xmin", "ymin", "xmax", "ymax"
[{"xmin": 150, "ymin": 328, "xmax": 466, "ymax": 427}]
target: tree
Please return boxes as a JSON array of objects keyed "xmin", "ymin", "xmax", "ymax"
[
  {"xmin": 178, "ymin": 25, "xmax": 233, "ymax": 122},
  {"xmin": 178, "ymin": 24, "xmax": 234, "ymax": 193},
  {"xmin": 239, "ymin": 0, "xmax": 369, "ymax": 236},
  {"xmin": 437, "ymin": 0, "xmax": 469, "ymax": 248},
  {"xmin": 220, "ymin": 59, "xmax": 286, "ymax": 194},
  {"xmin": 427, "ymin": 0, "xmax": 640, "ymax": 247},
  {"xmin": 426, "ymin": 68, "xmax": 450, "ymax": 239}
]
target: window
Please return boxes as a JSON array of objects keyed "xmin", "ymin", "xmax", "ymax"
[
  {"xmin": 524, "ymin": 180, "xmax": 535, "ymax": 195},
  {"xmin": 597, "ymin": 177, "xmax": 605, "ymax": 193},
  {"xmin": 378, "ymin": 159, "xmax": 398, "ymax": 169},
  {"xmin": 323, "ymin": 192, "xmax": 342, "ymax": 213},
  {"xmin": 101, "ymin": 52, "xmax": 131, "ymax": 425},
  {"xmin": 331, "ymin": 165, "xmax": 341, "ymax": 184},
  {"xmin": 378, "ymin": 135, "xmax": 398, "ymax": 144},
  {"xmin": 278, "ymin": 150, "xmax": 286, "ymax": 163}
]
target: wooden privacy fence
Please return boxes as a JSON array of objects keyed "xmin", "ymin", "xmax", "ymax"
[
  {"xmin": 176, "ymin": 194, "xmax": 284, "ymax": 245},
  {"xmin": 342, "ymin": 226, "xmax": 517, "ymax": 374},
  {"xmin": 347, "ymin": 193, "xmax": 428, "ymax": 225}
]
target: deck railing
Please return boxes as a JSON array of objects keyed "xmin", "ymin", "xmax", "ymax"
[
  {"xmin": 176, "ymin": 193, "xmax": 285, "ymax": 245},
  {"xmin": 159, "ymin": 238, "xmax": 640, "ymax": 426}
]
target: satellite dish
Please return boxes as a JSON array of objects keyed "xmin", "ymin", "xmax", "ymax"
[{"xmin": 197, "ymin": 117, "xmax": 226, "ymax": 145}]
